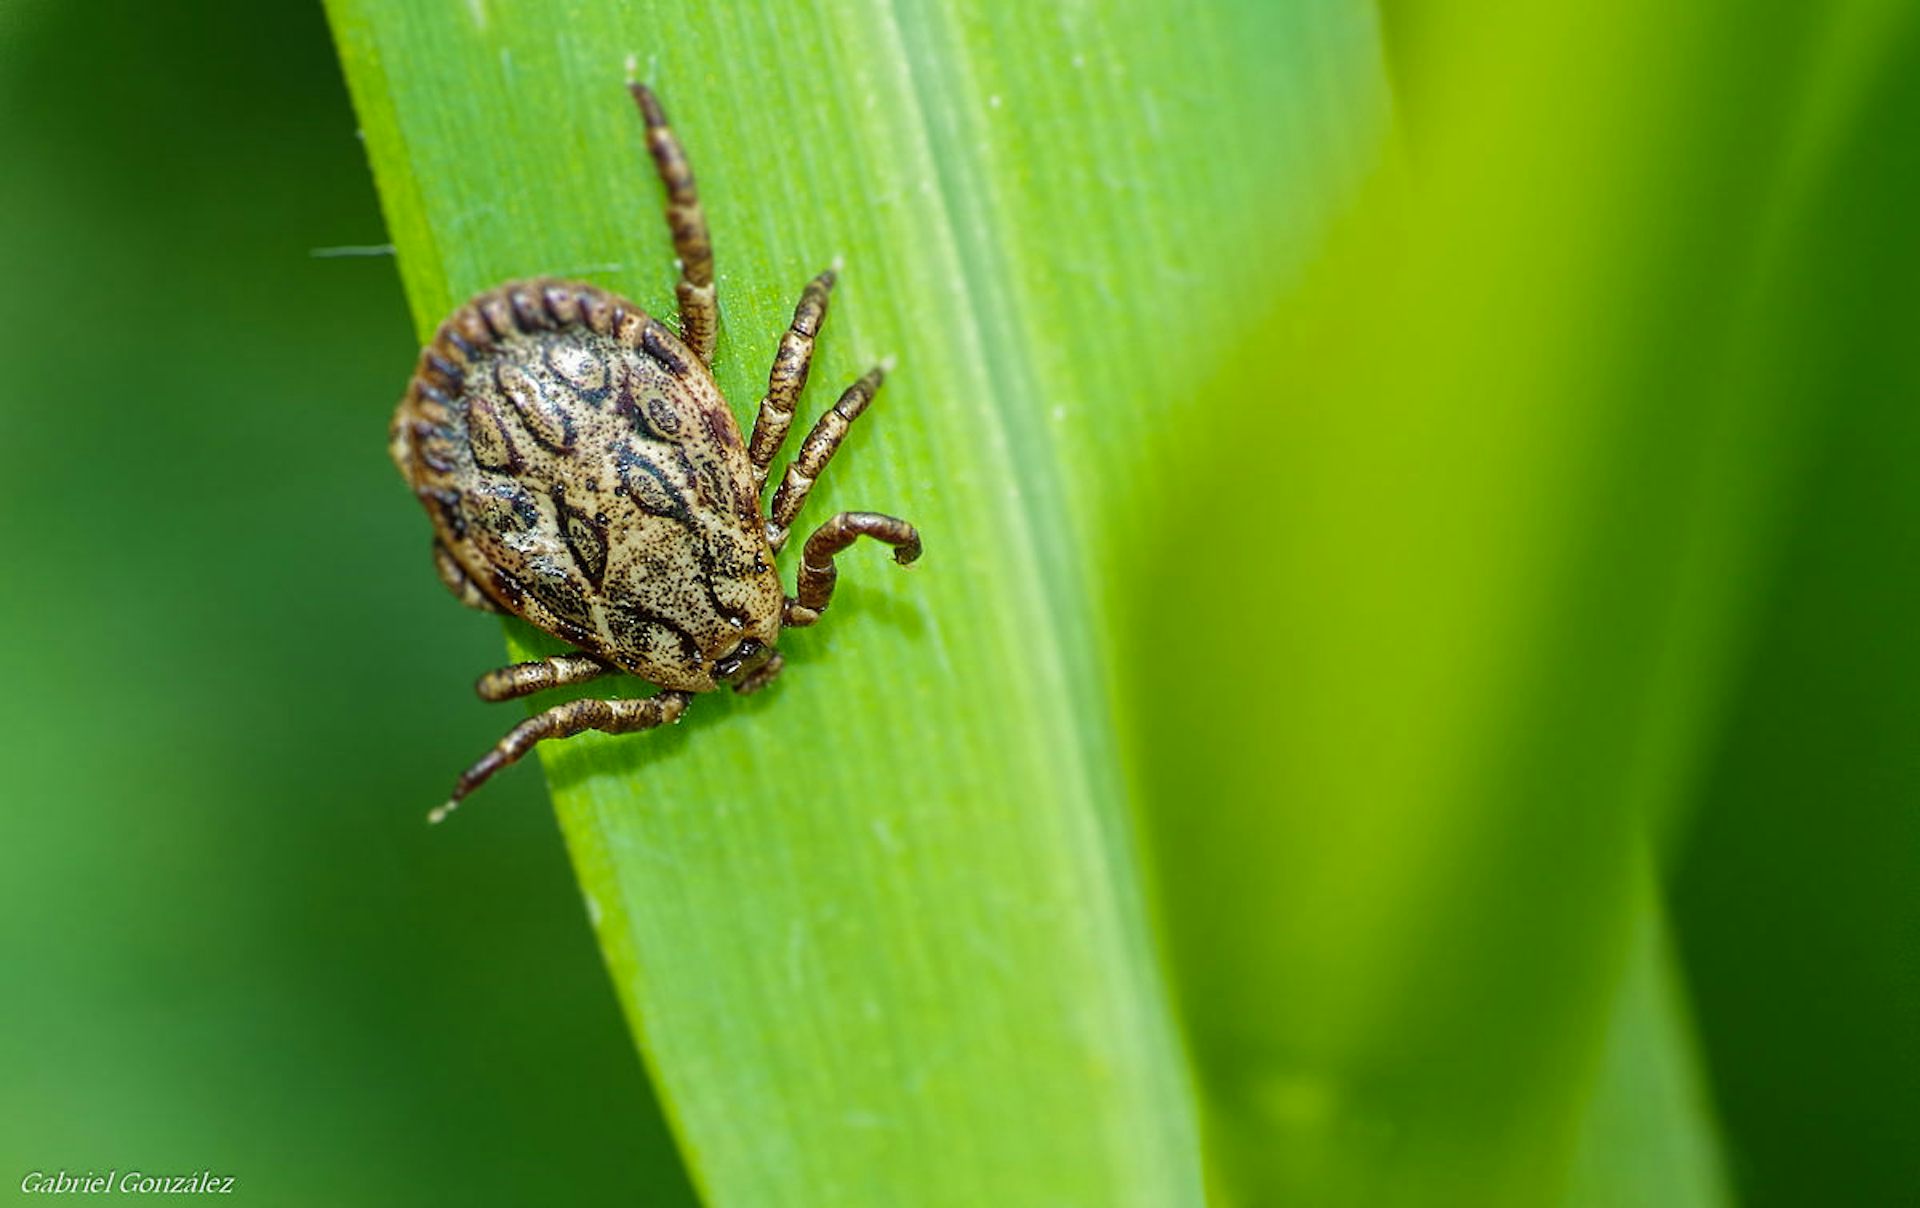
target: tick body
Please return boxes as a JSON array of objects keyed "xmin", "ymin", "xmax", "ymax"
[{"xmin": 390, "ymin": 84, "xmax": 921, "ymax": 822}]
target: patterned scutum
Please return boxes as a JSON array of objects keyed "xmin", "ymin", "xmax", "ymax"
[{"xmin": 394, "ymin": 280, "xmax": 783, "ymax": 692}]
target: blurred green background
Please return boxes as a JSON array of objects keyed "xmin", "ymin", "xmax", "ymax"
[
  {"xmin": 1, "ymin": 0, "xmax": 1913, "ymax": 1205},
  {"xmin": 0, "ymin": 2, "xmax": 693, "ymax": 1203}
]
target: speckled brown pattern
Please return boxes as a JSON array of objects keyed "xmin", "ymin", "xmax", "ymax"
[
  {"xmin": 393, "ymin": 276, "xmax": 784, "ymax": 691},
  {"xmin": 390, "ymin": 84, "xmax": 922, "ymax": 822}
]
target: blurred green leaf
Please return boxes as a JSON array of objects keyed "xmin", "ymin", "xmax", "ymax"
[
  {"xmin": 1562, "ymin": 882, "xmax": 1730, "ymax": 1208},
  {"xmin": 325, "ymin": 0, "xmax": 1387, "ymax": 1203},
  {"xmin": 1129, "ymin": 2, "xmax": 1914, "ymax": 1205}
]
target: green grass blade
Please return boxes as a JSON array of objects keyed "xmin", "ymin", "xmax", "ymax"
[
  {"xmin": 324, "ymin": 1, "xmax": 1389, "ymax": 1203},
  {"xmin": 1126, "ymin": 2, "xmax": 1900, "ymax": 1203}
]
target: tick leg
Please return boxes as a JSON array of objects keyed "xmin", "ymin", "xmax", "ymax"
[
  {"xmin": 767, "ymin": 364, "xmax": 889, "ymax": 550},
  {"xmin": 429, "ymin": 691, "xmax": 692, "ymax": 824},
  {"xmin": 733, "ymin": 650, "xmax": 786, "ymax": 695},
  {"xmin": 434, "ymin": 541, "xmax": 502, "ymax": 613},
  {"xmin": 748, "ymin": 269, "xmax": 836, "ymax": 491},
  {"xmin": 474, "ymin": 653, "xmax": 618, "ymax": 702},
  {"xmin": 783, "ymin": 511, "xmax": 922, "ymax": 628},
  {"xmin": 630, "ymin": 84, "xmax": 717, "ymax": 365}
]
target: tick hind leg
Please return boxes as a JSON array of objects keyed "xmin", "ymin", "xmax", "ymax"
[
  {"xmin": 767, "ymin": 364, "xmax": 891, "ymax": 550},
  {"xmin": 748, "ymin": 269, "xmax": 836, "ymax": 489},
  {"xmin": 630, "ymin": 84, "xmax": 717, "ymax": 365},
  {"xmin": 784, "ymin": 511, "xmax": 922, "ymax": 628},
  {"xmin": 473, "ymin": 653, "xmax": 617, "ymax": 702},
  {"xmin": 429, "ymin": 692, "xmax": 691, "ymax": 824}
]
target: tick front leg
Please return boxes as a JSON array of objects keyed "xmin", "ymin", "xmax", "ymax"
[
  {"xmin": 630, "ymin": 84, "xmax": 717, "ymax": 364},
  {"xmin": 784, "ymin": 511, "xmax": 922, "ymax": 628},
  {"xmin": 429, "ymin": 692, "xmax": 692, "ymax": 824},
  {"xmin": 767, "ymin": 364, "xmax": 890, "ymax": 550},
  {"xmin": 748, "ymin": 269, "xmax": 836, "ymax": 490},
  {"xmin": 473, "ymin": 653, "xmax": 617, "ymax": 702}
]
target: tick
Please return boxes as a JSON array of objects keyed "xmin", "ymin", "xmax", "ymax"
[{"xmin": 390, "ymin": 84, "xmax": 922, "ymax": 822}]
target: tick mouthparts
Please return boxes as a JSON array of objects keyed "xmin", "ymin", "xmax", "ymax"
[{"xmin": 712, "ymin": 637, "xmax": 773, "ymax": 684}]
